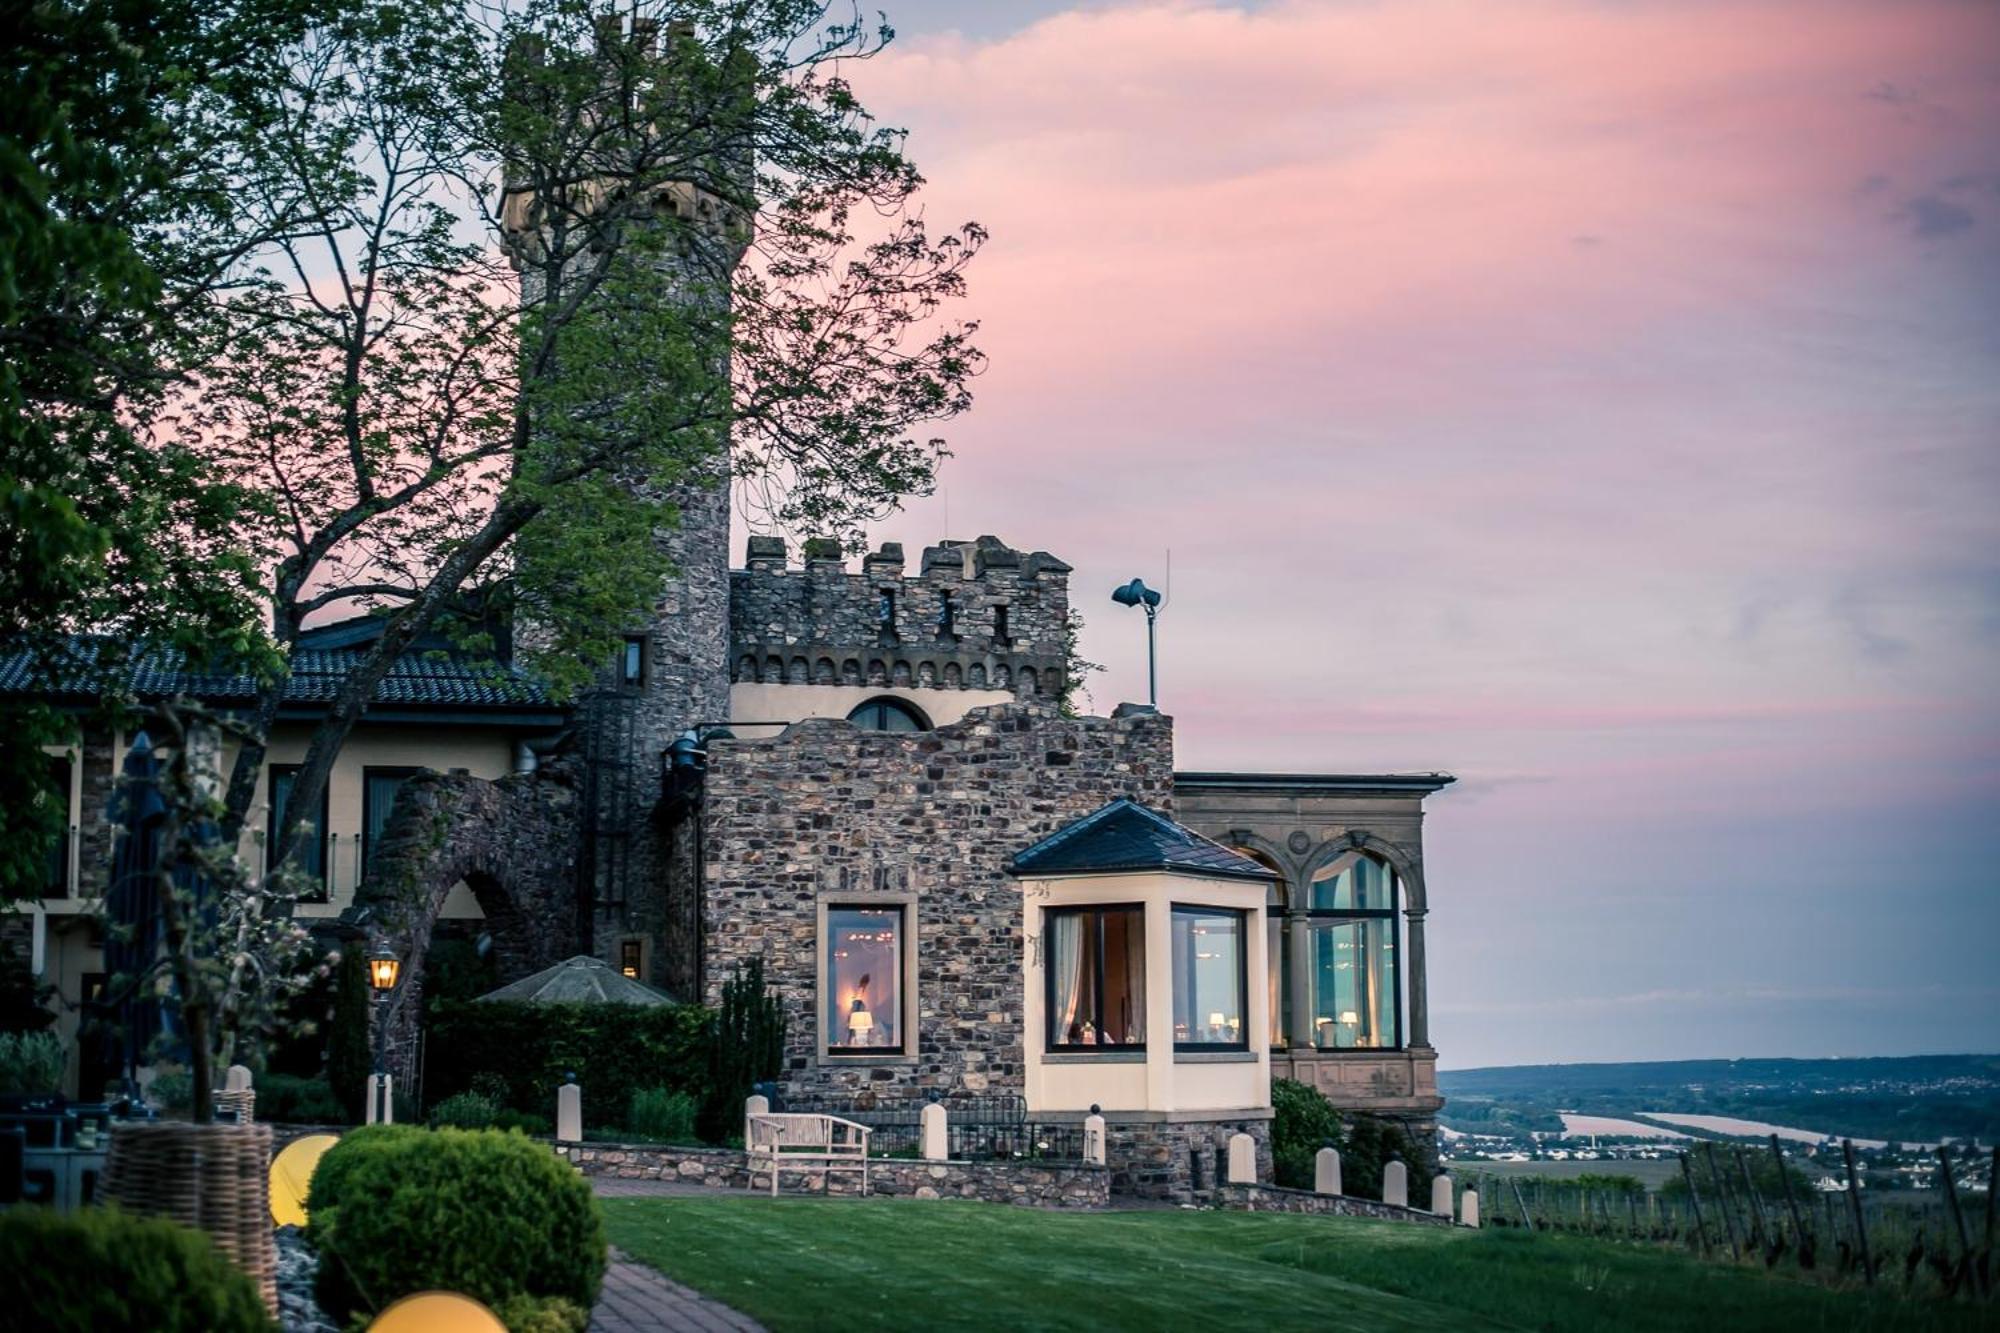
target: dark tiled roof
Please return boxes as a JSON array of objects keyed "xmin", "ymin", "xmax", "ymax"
[
  {"xmin": 0, "ymin": 635, "xmax": 554, "ymax": 713},
  {"xmin": 1009, "ymin": 799, "xmax": 1276, "ymax": 882}
]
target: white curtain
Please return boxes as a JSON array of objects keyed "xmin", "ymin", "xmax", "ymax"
[{"xmin": 1050, "ymin": 913, "xmax": 1084, "ymax": 1042}]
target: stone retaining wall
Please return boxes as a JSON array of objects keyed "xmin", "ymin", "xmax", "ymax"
[
  {"xmin": 1216, "ymin": 1181, "xmax": 1453, "ymax": 1225},
  {"xmin": 565, "ymin": 1141, "xmax": 1109, "ymax": 1208}
]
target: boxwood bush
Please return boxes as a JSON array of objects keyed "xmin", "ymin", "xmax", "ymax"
[
  {"xmin": 307, "ymin": 1125, "xmax": 605, "ymax": 1333},
  {"xmin": 0, "ymin": 1206, "xmax": 273, "ymax": 1332}
]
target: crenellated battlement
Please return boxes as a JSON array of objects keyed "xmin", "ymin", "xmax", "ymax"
[{"xmin": 730, "ymin": 535, "xmax": 1072, "ymax": 698}]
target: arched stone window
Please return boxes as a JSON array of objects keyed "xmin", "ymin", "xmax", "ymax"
[
  {"xmin": 845, "ymin": 696, "xmax": 930, "ymax": 732},
  {"xmin": 1305, "ymin": 851, "xmax": 1401, "ymax": 1050}
]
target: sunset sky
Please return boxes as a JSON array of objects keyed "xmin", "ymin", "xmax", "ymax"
[{"xmin": 817, "ymin": 0, "xmax": 2000, "ymax": 1067}]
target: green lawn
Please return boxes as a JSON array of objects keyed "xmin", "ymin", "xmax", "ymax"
[{"xmin": 603, "ymin": 1196, "xmax": 1982, "ymax": 1333}]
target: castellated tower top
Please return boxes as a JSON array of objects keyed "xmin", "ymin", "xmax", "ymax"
[
  {"xmin": 730, "ymin": 535, "xmax": 1074, "ymax": 701},
  {"xmin": 498, "ymin": 11, "xmax": 753, "ymax": 269}
]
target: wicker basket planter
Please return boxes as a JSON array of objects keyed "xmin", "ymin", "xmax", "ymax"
[{"xmin": 99, "ymin": 1120, "xmax": 278, "ymax": 1314}]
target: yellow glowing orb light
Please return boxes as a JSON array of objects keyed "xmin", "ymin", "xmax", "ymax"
[
  {"xmin": 369, "ymin": 1292, "xmax": 507, "ymax": 1333},
  {"xmin": 269, "ymin": 1133, "xmax": 341, "ymax": 1227}
]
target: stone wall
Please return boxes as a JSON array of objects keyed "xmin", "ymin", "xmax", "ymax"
[
  {"xmin": 1103, "ymin": 1115, "xmax": 1273, "ymax": 1203},
  {"xmin": 730, "ymin": 535, "xmax": 1070, "ymax": 700},
  {"xmin": 565, "ymin": 1141, "xmax": 1109, "ymax": 1208},
  {"xmin": 698, "ymin": 703, "xmax": 1175, "ymax": 1107},
  {"xmin": 1215, "ymin": 1180, "xmax": 1453, "ymax": 1225},
  {"xmin": 358, "ymin": 761, "xmax": 583, "ymax": 1082}
]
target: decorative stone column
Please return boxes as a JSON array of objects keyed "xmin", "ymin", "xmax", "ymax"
[
  {"xmin": 1405, "ymin": 907, "xmax": 1430, "ymax": 1049},
  {"xmin": 1287, "ymin": 906, "xmax": 1315, "ymax": 1050}
]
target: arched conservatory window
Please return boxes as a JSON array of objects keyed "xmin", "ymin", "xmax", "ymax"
[
  {"xmin": 1306, "ymin": 852, "xmax": 1400, "ymax": 1050},
  {"xmin": 1235, "ymin": 849, "xmax": 1289, "ymax": 1049},
  {"xmin": 845, "ymin": 697, "xmax": 929, "ymax": 732}
]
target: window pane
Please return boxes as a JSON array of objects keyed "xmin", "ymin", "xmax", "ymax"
[
  {"xmin": 271, "ymin": 769, "xmax": 325, "ymax": 889},
  {"xmin": 364, "ymin": 770, "xmax": 413, "ymax": 871},
  {"xmin": 1308, "ymin": 854, "xmax": 1395, "ymax": 911},
  {"xmin": 828, "ymin": 907, "xmax": 902, "ymax": 1051},
  {"xmin": 1172, "ymin": 908, "xmax": 1245, "ymax": 1047},
  {"xmin": 1047, "ymin": 907, "xmax": 1145, "ymax": 1048},
  {"xmin": 1268, "ymin": 914, "xmax": 1287, "ymax": 1047},
  {"xmin": 1309, "ymin": 918, "xmax": 1399, "ymax": 1049},
  {"xmin": 847, "ymin": 698, "xmax": 926, "ymax": 732}
]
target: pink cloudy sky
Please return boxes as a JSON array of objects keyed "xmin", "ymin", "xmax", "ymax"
[{"xmin": 807, "ymin": 0, "xmax": 2000, "ymax": 1067}]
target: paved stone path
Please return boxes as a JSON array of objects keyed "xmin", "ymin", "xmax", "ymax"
[{"xmin": 588, "ymin": 1250, "xmax": 766, "ymax": 1333}]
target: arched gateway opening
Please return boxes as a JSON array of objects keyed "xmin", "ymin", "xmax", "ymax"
[{"xmin": 348, "ymin": 763, "xmax": 582, "ymax": 1086}]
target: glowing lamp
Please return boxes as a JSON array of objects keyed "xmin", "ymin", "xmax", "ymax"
[{"xmin": 368, "ymin": 946, "xmax": 401, "ymax": 992}]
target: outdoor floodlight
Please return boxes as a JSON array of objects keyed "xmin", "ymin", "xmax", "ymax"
[{"xmin": 1111, "ymin": 577, "xmax": 1164, "ymax": 709}]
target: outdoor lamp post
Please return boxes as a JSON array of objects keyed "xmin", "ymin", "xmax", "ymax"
[
  {"xmin": 1111, "ymin": 578, "xmax": 1164, "ymax": 710},
  {"xmin": 368, "ymin": 945, "xmax": 401, "ymax": 1124}
]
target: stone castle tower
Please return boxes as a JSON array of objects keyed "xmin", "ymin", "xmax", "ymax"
[{"xmin": 501, "ymin": 14, "xmax": 749, "ymax": 959}]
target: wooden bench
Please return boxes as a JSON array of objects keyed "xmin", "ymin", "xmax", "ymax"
[{"xmin": 746, "ymin": 1113, "xmax": 871, "ymax": 1197}]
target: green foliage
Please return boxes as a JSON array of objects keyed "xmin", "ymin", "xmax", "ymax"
[
  {"xmin": 425, "ymin": 1000, "xmax": 712, "ymax": 1135},
  {"xmin": 0, "ymin": 1030, "xmax": 66, "ymax": 1095},
  {"xmin": 325, "ymin": 948, "xmax": 371, "ymax": 1123},
  {"xmin": 308, "ymin": 1125, "xmax": 606, "ymax": 1328},
  {"xmin": 430, "ymin": 1090, "xmax": 502, "ymax": 1129},
  {"xmin": 1339, "ymin": 1114, "xmax": 1434, "ymax": 1202},
  {"xmin": 254, "ymin": 1072, "xmax": 344, "ymax": 1124},
  {"xmin": 424, "ymin": 935, "xmax": 499, "ymax": 1006},
  {"xmin": 1662, "ymin": 1148, "xmax": 1814, "ymax": 1203},
  {"xmin": 628, "ymin": 1088, "xmax": 700, "ymax": 1143},
  {"xmin": 491, "ymin": 1295, "xmax": 591, "ymax": 1333},
  {"xmin": 700, "ymin": 961, "xmax": 785, "ymax": 1143},
  {"xmin": 0, "ymin": 936, "xmax": 57, "ymax": 1033},
  {"xmin": 148, "ymin": 1066, "xmax": 194, "ymax": 1112},
  {"xmin": 1270, "ymin": 1078, "xmax": 1343, "ymax": 1189},
  {"xmin": 0, "ymin": 1205, "xmax": 274, "ymax": 1332},
  {"xmin": 1570, "ymin": 1172, "xmax": 1647, "ymax": 1197}
]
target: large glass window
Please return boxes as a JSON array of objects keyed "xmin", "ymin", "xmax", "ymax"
[
  {"xmin": 826, "ymin": 906, "xmax": 905, "ymax": 1053},
  {"xmin": 1306, "ymin": 854, "xmax": 1400, "ymax": 1050},
  {"xmin": 1172, "ymin": 907, "xmax": 1248, "ymax": 1051},
  {"xmin": 1046, "ymin": 906, "xmax": 1146, "ymax": 1050},
  {"xmin": 268, "ymin": 765, "xmax": 328, "ymax": 900},
  {"xmin": 361, "ymin": 766, "xmax": 422, "ymax": 877},
  {"xmin": 846, "ymin": 697, "xmax": 929, "ymax": 732}
]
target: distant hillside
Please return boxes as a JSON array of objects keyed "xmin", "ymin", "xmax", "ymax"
[{"xmin": 1439, "ymin": 1054, "xmax": 2000, "ymax": 1144}]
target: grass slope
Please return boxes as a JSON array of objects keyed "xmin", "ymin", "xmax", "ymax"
[{"xmin": 604, "ymin": 1196, "xmax": 1981, "ymax": 1333}]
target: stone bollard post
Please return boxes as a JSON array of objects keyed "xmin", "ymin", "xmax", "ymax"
[
  {"xmin": 744, "ymin": 1093, "xmax": 769, "ymax": 1147},
  {"xmin": 365, "ymin": 1074, "xmax": 393, "ymax": 1125},
  {"xmin": 1461, "ymin": 1189, "xmax": 1481, "ymax": 1228},
  {"xmin": 1431, "ymin": 1173, "xmax": 1453, "ymax": 1217},
  {"xmin": 1083, "ymin": 1106, "xmax": 1107, "ymax": 1167},
  {"xmin": 557, "ymin": 1076, "xmax": 583, "ymax": 1144},
  {"xmin": 1383, "ymin": 1158, "xmax": 1408, "ymax": 1208},
  {"xmin": 1227, "ymin": 1132, "xmax": 1257, "ymax": 1185},
  {"xmin": 224, "ymin": 1065, "xmax": 253, "ymax": 1092},
  {"xmin": 1314, "ymin": 1146, "xmax": 1342, "ymax": 1195},
  {"xmin": 921, "ymin": 1101, "xmax": 949, "ymax": 1161}
]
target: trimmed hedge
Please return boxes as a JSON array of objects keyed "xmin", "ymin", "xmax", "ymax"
[
  {"xmin": 424, "ymin": 999, "xmax": 710, "ymax": 1134},
  {"xmin": 0, "ymin": 1206, "xmax": 273, "ymax": 1332},
  {"xmin": 307, "ymin": 1125, "xmax": 605, "ymax": 1333}
]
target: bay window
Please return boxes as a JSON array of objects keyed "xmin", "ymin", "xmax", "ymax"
[
  {"xmin": 1046, "ymin": 905, "xmax": 1146, "ymax": 1050},
  {"xmin": 825, "ymin": 906, "xmax": 905, "ymax": 1053},
  {"xmin": 1171, "ymin": 906, "xmax": 1247, "ymax": 1051},
  {"xmin": 1305, "ymin": 853, "xmax": 1400, "ymax": 1050}
]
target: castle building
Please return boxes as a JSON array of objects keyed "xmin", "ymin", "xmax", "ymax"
[{"xmin": 2, "ymin": 15, "xmax": 1452, "ymax": 1201}]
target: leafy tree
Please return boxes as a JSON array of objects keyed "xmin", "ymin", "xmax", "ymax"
[
  {"xmin": 702, "ymin": 959, "xmax": 785, "ymax": 1141},
  {"xmin": 172, "ymin": 0, "xmax": 986, "ymax": 868},
  {"xmin": 0, "ymin": 0, "xmax": 325, "ymax": 900}
]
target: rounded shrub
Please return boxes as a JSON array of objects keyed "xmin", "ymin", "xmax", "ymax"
[
  {"xmin": 429, "ymin": 1089, "xmax": 502, "ymax": 1129},
  {"xmin": 1271, "ymin": 1077, "xmax": 1343, "ymax": 1189},
  {"xmin": 0, "ymin": 1206, "xmax": 273, "ymax": 1332},
  {"xmin": 307, "ymin": 1125, "xmax": 605, "ymax": 1332}
]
